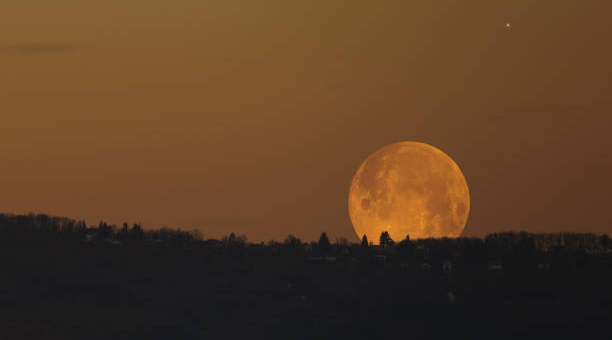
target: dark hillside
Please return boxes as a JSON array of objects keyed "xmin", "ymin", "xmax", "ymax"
[{"xmin": 1, "ymin": 214, "xmax": 611, "ymax": 339}]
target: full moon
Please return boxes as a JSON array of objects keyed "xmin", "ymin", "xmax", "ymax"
[{"xmin": 348, "ymin": 142, "xmax": 470, "ymax": 243}]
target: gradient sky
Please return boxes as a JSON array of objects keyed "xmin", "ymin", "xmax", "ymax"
[{"xmin": 2, "ymin": 1, "xmax": 611, "ymax": 242}]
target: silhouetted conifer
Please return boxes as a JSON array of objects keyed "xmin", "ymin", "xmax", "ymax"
[
  {"xmin": 74, "ymin": 221, "xmax": 88, "ymax": 240},
  {"xmin": 380, "ymin": 231, "xmax": 394, "ymax": 247},
  {"xmin": 131, "ymin": 223, "xmax": 144, "ymax": 240},
  {"xmin": 318, "ymin": 232, "xmax": 331, "ymax": 255},
  {"xmin": 97, "ymin": 221, "xmax": 114, "ymax": 240},
  {"xmin": 361, "ymin": 235, "xmax": 369, "ymax": 247}
]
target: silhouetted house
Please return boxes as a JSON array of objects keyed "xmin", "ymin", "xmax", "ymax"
[
  {"xmin": 420, "ymin": 263, "xmax": 432, "ymax": 271},
  {"xmin": 303, "ymin": 244, "xmax": 312, "ymax": 253},
  {"xmin": 442, "ymin": 259, "xmax": 453, "ymax": 273},
  {"xmin": 269, "ymin": 243, "xmax": 283, "ymax": 253},
  {"xmin": 150, "ymin": 238, "xmax": 164, "ymax": 247},
  {"xmin": 308, "ymin": 256, "xmax": 336, "ymax": 262},
  {"xmin": 560, "ymin": 233, "xmax": 566, "ymax": 247},
  {"xmin": 346, "ymin": 258, "xmax": 360, "ymax": 271},
  {"xmin": 327, "ymin": 312, "xmax": 351, "ymax": 326},
  {"xmin": 85, "ymin": 228, "xmax": 98, "ymax": 242},
  {"xmin": 537, "ymin": 262, "xmax": 551, "ymax": 270},
  {"xmin": 107, "ymin": 239, "xmax": 121, "ymax": 246},
  {"xmin": 215, "ymin": 277, "xmax": 231, "ymax": 286},
  {"xmin": 416, "ymin": 244, "xmax": 430, "ymax": 254},
  {"xmin": 202, "ymin": 239, "xmax": 222, "ymax": 248},
  {"xmin": 535, "ymin": 237, "xmax": 551, "ymax": 252},
  {"xmin": 488, "ymin": 261, "xmax": 503, "ymax": 271}
]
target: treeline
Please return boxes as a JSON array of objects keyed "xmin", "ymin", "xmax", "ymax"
[
  {"xmin": 1, "ymin": 213, "xmax": 610, "ymax": 255},
  {"xmin": 1, "ymin": 213, "xmax": 611, "ymax": 339},
  {"xmin": 0, "ymin": 213, "xmax": 204, "ymax": 247}
]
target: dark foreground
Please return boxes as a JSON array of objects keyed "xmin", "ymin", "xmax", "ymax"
[{"xmin": 1, "ymin": 214, "xmax": 611, "ymax": 339}]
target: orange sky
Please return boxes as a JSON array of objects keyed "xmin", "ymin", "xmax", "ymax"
[{"xmin": 2, "ymin": 1, "xmax": 611, "ymax": 241}]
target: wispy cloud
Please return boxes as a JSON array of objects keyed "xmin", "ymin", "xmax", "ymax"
[{"xmin": 0, "ymin": 43, "xmax": 77, "ymax": 56}]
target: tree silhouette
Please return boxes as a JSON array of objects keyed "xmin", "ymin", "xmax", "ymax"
[
  {"xmin": 97, "ymin": 221, "xmax": 114, "ymax": 241},
  {"xmin": 399, "ymin": 234, "xmax": 412, "ymax": 253},
  {"xmin": 130, "ymin": 223, "xmax": 144, "ymax": 241},
  {"xmin": 318, "ymin": 232, "xmax": 331, "ymax": 255},
  {"xmin": 284, "ymin": 234, "xmax": 302, "ymax": 248},
  {"xmin": 361, "ymin": 234, "xmax": 369, "ymax": 247},
  {"xmin": 74, "ymin": 221, "xmax": 88, "ymax": 241},
  {"xmin": 117, "ymin": 222, "xmax": 129, "ymax": 242},
  {"xmin": 222, "ymin": 232, "xmax": 247, "ymax": 245},
  {"xmin": 379, "ymin": 231, "xmax": 394, "ymax": 247},
  {"xmin": 601, "ymin": 234, "xmax": 610, "ymax": 250}
]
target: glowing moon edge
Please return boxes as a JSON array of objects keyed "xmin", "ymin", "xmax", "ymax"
[{"xmin": 348, "ymin": 142, "xmax": 470, "ymax": 244}]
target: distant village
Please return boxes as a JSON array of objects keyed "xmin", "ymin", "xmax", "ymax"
[
  {"xmin": 1, "ymin": 212, "xmax": 611, "ymax": 338},
  {"xmin": 1, "ymin": 213, "xmax": 609, "ymax": 274}
]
